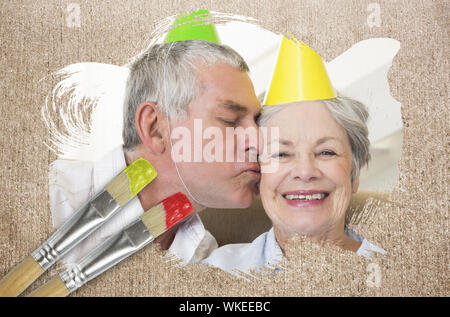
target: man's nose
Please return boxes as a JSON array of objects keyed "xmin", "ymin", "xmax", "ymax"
[
  {"xmin": 245, "ymin": 121, "xmax": 262, "ymax": 159},
  {"xmin": 290, "ymin": 155, "xmax": 321, "ymax": 182}
]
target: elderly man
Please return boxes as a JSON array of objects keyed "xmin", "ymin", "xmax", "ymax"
[{"xmin": 50, "ymin": 39, "xmax": 262, "ymax": 265}]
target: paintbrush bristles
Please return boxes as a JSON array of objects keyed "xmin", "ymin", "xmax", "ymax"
[
  {"xmin": 104, "ymin": 158, "xmax": 157, "ymax": 206},
  {"xmin": 140, "ymin": 204, "xmax": 166, "ymax": 238},
  {"xmin": 104, "ymin": 171, "xmax": 132, "ymax": 206}
]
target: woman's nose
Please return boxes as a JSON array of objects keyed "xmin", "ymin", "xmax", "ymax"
[{"xmin": 290, "ymin": 155, "xmax": 321, "ymax": 182}]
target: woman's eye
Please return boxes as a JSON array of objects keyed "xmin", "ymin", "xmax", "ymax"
[
  {"xmin": 271, "ymin": 152, "xmax": 290, "ymax": 158},
  {"xmin": 318, "ymin": 150, "xmax": 336, "ymax": 156}
]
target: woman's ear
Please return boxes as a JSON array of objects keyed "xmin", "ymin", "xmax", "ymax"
[
  {"xmin": 352, "ymin": 176, "xmax": 360, "ymax": 194},
  {"xmin": 134, "ymin": 102, "xmax": 166, "ymax": 154}
]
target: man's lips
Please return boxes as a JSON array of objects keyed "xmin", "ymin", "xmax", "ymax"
[
  {"xmin": 281, "ymin": 190, "xmax": 330, "ymax": 207},
  {"xmin": 240, "ymin": 163, "xmax": 261, "ymax": 176}
]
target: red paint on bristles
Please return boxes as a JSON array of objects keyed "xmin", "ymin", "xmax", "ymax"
[{"xmin": 159, "ymin": 192, "xmax": 193, "ymax": 230}]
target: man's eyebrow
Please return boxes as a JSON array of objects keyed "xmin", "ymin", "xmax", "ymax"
[{"xmin": 219, "ymin": 100, "xmax": 249, "ymax": 113}]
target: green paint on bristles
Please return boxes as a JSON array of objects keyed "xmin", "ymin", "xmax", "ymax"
[{"xmin": 123, "ymin": 158, "xmax": 157, "ymax": 196}]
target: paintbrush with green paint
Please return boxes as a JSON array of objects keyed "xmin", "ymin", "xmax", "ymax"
[{"xmin": 0, "ymin": 158, "xmax": 157, "ymax": 297}]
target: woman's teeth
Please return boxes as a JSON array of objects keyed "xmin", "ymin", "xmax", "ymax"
[{"xmin": 284, "ymin": 193, "xmax": 327, "ymax": 201}]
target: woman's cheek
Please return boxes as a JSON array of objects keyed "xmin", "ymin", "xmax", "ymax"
[
  {"xmin": 328, "ymin": 180, "xmax": 352, "ymax": 223},
  {"xmin": 327, "ymin": 159, "xmax": 353, "ymax": 218},
  {"xmin": 260, "ymin": 172, "xmax": 280, "ymax": 213},
  {"xmin": 261, "ymin": 164, "xmax": 284, "ymax": 198}
]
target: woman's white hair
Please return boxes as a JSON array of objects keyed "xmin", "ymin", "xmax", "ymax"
[
  {"xmin": 122, "ymin": 40, "xmax": 249, "ymax": 150},
  {"xmin": 258, "ymin": 96, "xmax": 371, "ymax": 185}
]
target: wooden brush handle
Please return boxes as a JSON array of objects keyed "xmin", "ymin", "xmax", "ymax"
[
  {"xmin": 28, "ymin": 275, "xmax": 70, "ymax": 297},
  {"xmin": 0, "ymin": 255, "xmax": 44, "ymax": 297}
]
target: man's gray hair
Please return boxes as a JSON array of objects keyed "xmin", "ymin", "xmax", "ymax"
[
  {"xmin": 258, "ymin": 96, "xmax": 371, "ymax": 185},
  {"xmin": 123, "ymin": 40, "xmax": 249, "ymax": 150}
]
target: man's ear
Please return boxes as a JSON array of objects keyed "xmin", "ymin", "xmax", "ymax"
[{"xmin": 134, "ymin": 102, "xmax": 166, "ymax": 154}]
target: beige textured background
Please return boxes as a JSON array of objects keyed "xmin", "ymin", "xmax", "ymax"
[{"xmin": 0, "ymin": 0, "xmax": 448, "ymax": 296}]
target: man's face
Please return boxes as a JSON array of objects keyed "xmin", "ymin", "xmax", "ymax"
[{"xmin": 169, "ymin": 63, "xmax": 262, "ymax": 209}]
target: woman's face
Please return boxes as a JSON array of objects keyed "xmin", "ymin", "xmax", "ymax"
[{"xmin": 259, "ymin": 101, "xmax": 359, "ymax": 242}]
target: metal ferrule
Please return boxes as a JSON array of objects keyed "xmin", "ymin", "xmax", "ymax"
[
  {"xmin": 31, "ymin": 190, "xmax": 121, "ymax": 271},
  {"xmin": 60, "ymin": 218, "xmax": 154, "ymax": 293}
]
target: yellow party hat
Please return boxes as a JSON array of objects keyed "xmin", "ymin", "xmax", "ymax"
[{"xmin": 263, "ymin": 35, "xmax": 336, "ymax": 106}]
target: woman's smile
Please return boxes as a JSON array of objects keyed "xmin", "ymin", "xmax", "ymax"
[{"xmin": 281, "ymin": 190, "xmax": 330, "ymax": 207}]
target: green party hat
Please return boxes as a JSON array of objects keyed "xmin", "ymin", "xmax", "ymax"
[{"xmin": 165, "ymin": 9, "xmax": 220, "ymax": 44}]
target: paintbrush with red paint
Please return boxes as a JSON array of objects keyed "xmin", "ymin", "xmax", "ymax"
[{"xmin": 28, "ymin": 192, "xmax": 194, "ymax": 297}]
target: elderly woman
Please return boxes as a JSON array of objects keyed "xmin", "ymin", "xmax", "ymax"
[{"xmin": 203, "ymin": 96, "xmax": 386, "ymax": 274}]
